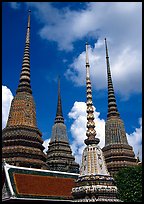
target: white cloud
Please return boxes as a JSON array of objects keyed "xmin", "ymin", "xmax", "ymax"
[
  {"xmin": 42, "ymin": 139, "xmax": 50, "ymax": 154},
  {"xmin": 2, "ymin": 86, "xmax": 13, "ymax": 129},
  {"xmin": 26, "ymin": 2, "xmax": 94, "ymax": 51},
  {"xmin": 21, "ymin": 2, "xmax": 142, "ymax": 98},
  {"xmin": 9, "ymin": 2, "xmax": 141, "ymax": 98},
  {"xmin": 9, "ymin": 2, "xmax": 21, "ymax": 10},
  {"xmin": 68, "ymin": 101, "xmax": 142, "ymax": 165},
  {"xmin": 65, "ymin": 37, "xmax": 141, "ymax": 99},
  {"xmin": 68, "ymin": 101, "xmax": 105, "ymax": 164},
  {"xmin": 127, "ymin": 118, "xmax": 142, "ymax": 161},
  {"xmin": 65, "ymin": 42, "xmax": 107, "ymax": 90},
  {"xmin": 23, "ymin": 3, "xmax": 141, "ymax": 49}
]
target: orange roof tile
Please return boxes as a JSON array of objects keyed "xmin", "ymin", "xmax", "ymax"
[{"xmin": 13, "ymin": 173, "xmax": 76, "ymax": 199}]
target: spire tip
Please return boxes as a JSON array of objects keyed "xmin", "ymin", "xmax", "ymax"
[{"xmin": 55, "ymin": 76, "xmax": 64, "ymax": 124}]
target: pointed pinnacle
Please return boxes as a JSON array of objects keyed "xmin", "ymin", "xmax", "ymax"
[
  {"xmin": 84, "ymin": 43, "xmax": 100, "ymax": 145},
  {"xmin": 16, "ymin": 11, "xmax": 32, "ymax": 94},
  {"xmin": 86, "ymin": 42, "xmax": 89, "ymax": 65},
  {"xmin": 104, "ymin": 38, "xmax": 120, "ymax": 118},
  {"xmin": 55, "ymin": 76, "xmax": 64, "ymax": 124},
  {"xmin": 85, "ymin": 42, "xmax": 90, "ymax": 79},
  {"xmin": 104, "ymin": 38, "xmax": 109, "ymax": 59}
]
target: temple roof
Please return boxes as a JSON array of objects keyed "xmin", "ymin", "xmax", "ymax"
[{"xmin": 2, "ymin": 162, "xmax": 79, "ymax": 202}]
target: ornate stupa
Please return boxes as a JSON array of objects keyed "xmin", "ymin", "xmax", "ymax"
[
  {"xmin": 2, "ymin": 11, "xmax": 47, "ymax": 169},
  {"xmin": 46, "ymin": 77, "xmax": 79, "ymax": 173},
  {"xmin": 102, "ymin": 38, "xmax": 137, "ymax": 177},
  {"xmin": 72, "ymin": 43, "xmax": 120, "ymax": 202}
]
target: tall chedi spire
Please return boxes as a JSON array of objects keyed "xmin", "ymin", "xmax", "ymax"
[
  {"xmin": 54, "ymin": 76, "xmax": 64, "ymax": 124},
  {"xmin": 105, "ymin": 38, "xmax": 120, "ymax": 118},
  {"xmin": 16, "ymin": 10, "xmax": 32, "ymax": 94},
  {"xmin": 72, "ymin": 43, "xmax": 120, "ymax": 202},
  {"xmin": 102, "ymin": 38, "xmax": 137, "ymax": 176},
  {"xmin": 2, "ymin": 11, "xmax": 47, "ymax": 169},
  {"xmin": 84, "ymin": 42, "xmax": 100, "ymax": 146},
  {"xmin": 46, "ymin": 77, "xmax": 79, "ymax": 173}
]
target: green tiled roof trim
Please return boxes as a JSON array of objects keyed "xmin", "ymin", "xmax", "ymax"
[{"xmin": 8, "ymin": 167, "xmax": 78, "ymax": 179}]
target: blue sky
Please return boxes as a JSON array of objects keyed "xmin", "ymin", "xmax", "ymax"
[{"xmin": 2, "ymin": 2, "xmax": 142, "ymax": 163}]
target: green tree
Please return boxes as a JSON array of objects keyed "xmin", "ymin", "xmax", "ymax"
[{"xmin": 114, "ymin": 165, "xmax": 142, "ymax": 202}]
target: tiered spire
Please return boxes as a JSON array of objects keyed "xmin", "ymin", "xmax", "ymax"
[
  {"xmin": 6, "ymin": 10, "xmax": 36, "ymax": 128},
  {"xmin": 84, "ymin": 42, "xmax": 99, "ymax": 145},
  {"xmin": 16, "ymin": 10, "xmax": 32, "ymax": 94},
  {"xmin": 105, "ymin": 38, "xmax": 120, "ymax": 118},
  {"xmin": 46, "ymin": 78, "xmax": 79, "ymax": 173},
  {"xmin": 72, "ymin": 43, "xmax": 120, "ymax": 202},
  {"xmin": 102, "ymin": 38, "xmax": 137, "ymax": 177},
  {"xmin": 2, "ymin": 11, "xmax": 47, "ymax": 169},
  {"xmin": 54, "ymin": 76, "xmax": 64, "ymax": 124}
]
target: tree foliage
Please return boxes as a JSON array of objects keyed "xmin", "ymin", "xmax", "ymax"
[{"xmin": 114, "ymin": 165, "xmax": 142, "ymax": 202}]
